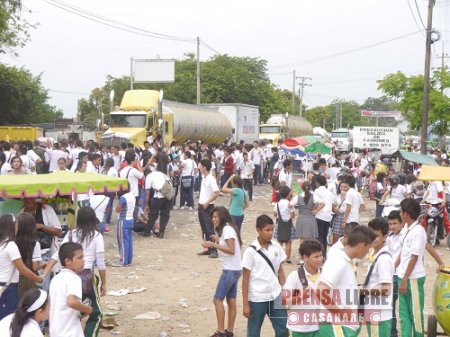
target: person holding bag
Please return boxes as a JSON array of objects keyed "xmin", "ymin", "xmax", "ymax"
[
  {"xmin": 273, "ymin": 186, "xmax": 295, "ymax": 264},
  {"xmin": 179, "ymin": 151, "xmax": 196, "ymax": 210}
]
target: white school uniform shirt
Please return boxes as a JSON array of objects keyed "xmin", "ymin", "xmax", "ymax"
[
  {"xmin": 120, "ymin": 166, "xmax": 144, "ymax": 197},
  {"xmin": 250, "ymin": 147, "xmax": 263, "ymax": 165},
  {"xmin": 70, "ymin": 147, "xmax": 83, "ymax": 163},
  {"xmin": 397, "ymin": 221, "xmax": 427, "ymax": 279},
  {"xmin": 199, "ymin": 173, "xmax": 219, "ymax": 205},
  {"xmin": 55, "ymin": 230, "xmax": 105, "ymax": 270},
  {"xmin": 145, "ymin": 171, "xmax": 167, "ymax": 199},
  {"xmin": 313, "ymin": 185, "xmax": 334, "ymax": 222},
  {"xmin": 0, "ymin": 240, "xmax": 21, "ymax": 283},
  {"xmin": 345, "ymin": 188, "xmax": 364, "ymax": 223},
  {"xmin": 426, "ymin": 181, "xmax": 444, "ymax": 202},
  {"xmin": 278, "ymin": 169, "xmax": 292, "ymax": 188},
  {"xmin": 112, "ymin": 154, "xmax": 122, "ymax": 171},
  {"xmin": 0, "ymin": 314, "xmax": 43, "ymax": 337},
  {"xmin": 328, "ymin": 237, "xmax": 345, "ymax": 256},
  {"xmin": 386, "ymin": 226, "xmax": 407, "ymax": 276},
  {"xmin": 389, "ymin": 184, "xmax": 407, "ymax": 201},
  {"xmin": 49, "ymin": 268, "xmax": 84, "ymax": 337},
  {"xmin": 240, "ymin": 160, "xmax": 255, "ymax": 180},
  {"xmin": 105, "ymin": 167, "xmax": 119, "ymax": 177},
  {"xmin": 284, "ymin": 266, "xmax": 321, "ymax": 333},
  {"xmin": 86, "ymin": 161, "xmax": 101, "ymax": 174},
  {"xmin": 364, "ymin": 245, "xmax": 394, "ymax": 322},
  {"xmin": 274, "ymin": 199, "xmax": 293, "ymax": 222},
  {"xmin": 89, "ymin": 195, "xmax": 110, "ymax": 223},
  {"xmin": 241, "ymin": 239, "xmax": 286, "ymax": 302},
  {"xmin": 219, "ymin": 225, "xmax": 242, "ymax": 271},
  {"xmin": 319, "ymin": 247, "xmax": 359, "ymax": 331},
  {"xmin": 119, "ymin": 192, "xmax": 136, "ymax": 221},
  {"xmin": 181, "ymin": 158, "xmax": 196, "ymax": 177},
  {"xmin": 46, "ymin": 148, "xmax": 68, "ymax": 172}
]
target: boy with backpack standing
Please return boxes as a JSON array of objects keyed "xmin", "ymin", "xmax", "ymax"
[{"xmin": 283, "ymin": 239, "xmax": 323, "ymax": 337}]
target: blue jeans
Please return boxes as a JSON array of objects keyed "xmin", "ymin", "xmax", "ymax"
[
  {"xmin": 214, "ymin": 270, "xmax": 242, "ymax": 300},
  {"xmin": 117, "ymin": 219, "xmax": 134, "ymax": 266},
  {"xmin": 231, "ymin": 215, "xmax": 244, "ymax": 231},
  {"xmin": 253, "ymin": 164, "xmax": 262, "ymax": 184},
  {"xmin": 0, "ymin": 283, "xmax": 18, "ymax": 320},
  {"xmin": 247, "ymin": 299, "xmax": 289, "ymax": 337}
]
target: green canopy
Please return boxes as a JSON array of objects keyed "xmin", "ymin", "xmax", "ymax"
[
  {"xmin": 0, "ymin": 172, "xmax": 128, "ymax": 199},
  {"xmin": 391, "ymin": 150, "xmax": 437, "ymax": 166},
  {"xmin": 304, "ymin": 141, "xmax": 333, "ymax": 154}
]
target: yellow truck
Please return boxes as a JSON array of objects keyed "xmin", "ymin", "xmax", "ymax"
[
  {"xmin": 259, "ymin": 114, "xmax": 313, "ymax": 143},
  {"xmin": 0, "ymin": 126, "xmax": 43, "ymax": 142},
  {"xmin": 101, "ymin": 90, "xmax": 232, "ymax": 147}
]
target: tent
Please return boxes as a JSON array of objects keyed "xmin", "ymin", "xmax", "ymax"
[
  {"xmin": 304, "ymin": 141, "xmax": 333, "ymax": 154},
  {"xmin": 0, "ymin": 171, "xmax": 128, "ymax": 198},
  {"xmin": 391, "ymin": 150, "xmax": 437, "ymax": 166},
  {"xmin": 419, "ymin": 165, "xmax": 450, "ymax": 181}
]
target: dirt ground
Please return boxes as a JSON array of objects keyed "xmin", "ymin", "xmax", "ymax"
[{"xmin": 96, "ymin": 184, "xmax": 450, "ymax": 337}]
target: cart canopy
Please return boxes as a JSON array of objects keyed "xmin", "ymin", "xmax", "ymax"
[
  {"xmin": 391, "ymin": 150, "xmax": 437, "ymax": 166},
  {"xmin": 418, "ymin": 165, "xmax": 450, "ymax": 182},
  {"xmin": 0, "ymin": 171, "xmax": 128, "ymax": 198}
]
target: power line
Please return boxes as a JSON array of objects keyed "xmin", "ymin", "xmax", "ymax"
[
  {"xmin": 414, "ymin": 0, "xmax": 427, "ymax": 28},
  {"xmin": 200, "ymin": 40, "xmax": 220, "ymax": 55},
  {"xmin": 270, "ymin": 30, "xmax": 422, "ymax": 69},
  {"xmin": 42, "ymin": 0, "xmax": 195, "ymax": 42},
  {"xmin": 406, "ymin": 0, "xmax": 426, "ymax": 35}
]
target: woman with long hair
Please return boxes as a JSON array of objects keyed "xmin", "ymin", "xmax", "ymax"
[
  {"xmin": 221, "ymin": 175, "xmax": 249, "ymax": 231},
  {"xmin": 0, "ymin": 288, "xmax": 50, "ymax": 337},
  {"xmin": 201, "ymin": 206, "xmax": 242, "ymax": 337},
  {"xmin": 8, "ymin": 157, "xmax": 25, "ymax": 175},
  {"xmin": 44, "ymin": 206, "xmax": 105, "ymax": 337},
  {"xmin": 0, "ymin": 214, "xmax": 43, "ymax": 320},
  {"xmin": 295, "ymin": 181, "xmax": 319, "ymax": 246},
  {"xmin": 142, "ymin": 153, "xmax": 173, "ymax": 238},
  {"xmin": 15, "ymin": 214, "xmax": 42, "ymax": 298}
]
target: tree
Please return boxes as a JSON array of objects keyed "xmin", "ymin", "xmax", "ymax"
[
  {"xmin": 0, "ymin": 64, "xmax": 62, "ymax": 124},
  {"xmin": 0, "ymin": 0, "xmax": 34, "ymax": 55},
  {"xmin": 377, "ymin": 70, "xmax": 450, "ymax": 137}
]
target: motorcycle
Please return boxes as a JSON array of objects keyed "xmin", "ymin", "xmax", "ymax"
[
  {"xmin": 381, "ymin": 198, "xmax": 401, "ymax": 218},
  {"xmin": 422, "ymin": 199, "xmax": 450, "ymax": 247}
]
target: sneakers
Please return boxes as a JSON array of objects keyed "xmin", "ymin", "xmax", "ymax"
[
  {"xmin": 173, "ymin": 206, "xmax": 178, "ymax": 210},
  {"xmin": 180, "ymin": 206, "xmax": 185, "ymax": 210},
  {"xmin": 210, "ymin": 331, "xmax": 226, "ymax": 337},
  {"xmin": 189, "ymin": 207, "xmax": 194, "ymax": 211},
  {"xmin": 224, "ymin": 330, "xmax": 234, "ymax": 337}
]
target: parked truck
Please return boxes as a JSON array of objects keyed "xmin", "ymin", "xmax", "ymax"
[
  {"xmin": 259, "ymin": 114, "xmax": 313, "ymax": 143},
  {"xmin": 201, "ymin": 103, "xmax": 259, "ymax": 144},
  {"xmin": 0, "ymin": 126, "xmax": 43, "ymax": 142},
  {"xmin": 331, "ymin": 128, "xmax": 353, "ymax": 153},
  {"xmin": 101, "ymin": 90, "xmax": 232, "ymax": 147}
]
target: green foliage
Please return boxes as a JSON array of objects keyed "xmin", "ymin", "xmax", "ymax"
[
  {"xmin": 0, "ymin": 64, "xmax": 62, "ymax": 124},
  {"xmin": 0, "ymin": 1, "xmax": 35, "ymax": 55},
  {"xmin": 377, "ymin": 70, "xmax": 450, "ymax": 136}
]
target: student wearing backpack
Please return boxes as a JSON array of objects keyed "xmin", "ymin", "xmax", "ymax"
[
  {"xmin": 283, "ymin": 239, "xmax": 323, "ymax": 337},
  {"xmin": 142, "ymin": 153, "xmax": 173, "ymax": 239}
]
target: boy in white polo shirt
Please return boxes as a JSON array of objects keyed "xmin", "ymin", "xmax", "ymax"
[
  {"xmin": 396, "ymin": 199, "xmax": 427, "ymax": 337},
  {"xmin": 317, "ymin": 225, "xmax": 376, "ymax": 337},
  {"xmin": 363, "ymin": 217, "xmax": 394, "ymax": 337},
  {"xmin": 283, "ymin": 239, "xmax": 323, "ymax": 337},
  {"xmin": 49, "ymin": 242, "xmax": 92, "ymax": 337},
  {"xmin": 241, "ymin": 214, "xmax": 289, "ymax": 337}
]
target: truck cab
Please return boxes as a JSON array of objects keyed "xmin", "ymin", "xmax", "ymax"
[{"xmin": 331, "ymin": 128, "xmax": 352, "ymax": 153}]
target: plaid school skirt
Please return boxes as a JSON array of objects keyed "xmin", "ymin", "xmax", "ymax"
[
  {"xmin": 274, "ymin": 221, "xmax": 297, "ymax": 241},
  {"xmin": 331, "ymin": 212, "xmax": 345, "ymax": 237}
]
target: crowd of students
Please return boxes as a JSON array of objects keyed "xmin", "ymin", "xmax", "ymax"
[{"xmin": 0, "ymin": 136, "xmax": 448, "ymax": 337}]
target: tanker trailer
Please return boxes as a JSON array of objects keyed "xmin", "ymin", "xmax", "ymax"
[
  {"xmin": 259, "ymin": 113, "xmax": 313, "ymax": 143},
  {"xmin": 101, "ymin": 90, "xmax": 232, "ymax": 147}
]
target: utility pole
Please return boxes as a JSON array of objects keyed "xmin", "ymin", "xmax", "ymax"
[
  {"xmin": 196, "ymin": 37, "xmax": 201, "ymax": 104},
  {"xmin": 296, "ymin": 76, "xmax": 312, "ymax": 118},
  {"xmin": 437, "ymin": 50, "xmax": 449, "ymax": 93},
  {"xmin": 420, "ymin": 0, "xmax": 436, "ymax": 155},
  {"xmin": 292, "ymin": 70, "xmax": 296, "ymax": 113}
]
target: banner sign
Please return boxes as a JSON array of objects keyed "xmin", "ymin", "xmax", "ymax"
[
  {"xmin": 360, "ymin": 110, "xmax": 401, "ymax": 118},
  {"xmin": 353, "ymin": 127, "xmax": 399, "ymax": 152}
]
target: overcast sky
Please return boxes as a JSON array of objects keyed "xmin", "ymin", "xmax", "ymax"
[{"xmin": 4, "ymin": 0, "xmax": 450, "ymax": 118}]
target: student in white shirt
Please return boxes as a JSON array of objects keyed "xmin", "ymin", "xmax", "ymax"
[
  {"xmin": 46, "ymin": 141, "xmax": 67, "ymax": 172},
  {"xmin": 363, "ymin": 218, "xmax": 394, "ymax": 337},
  {"xmin": 86, "ymin": 153, "xmax": 102, "ymax": 174},
  {"xmin": 342, "ymin": 175, "xmax": 365, "ymax": 226},
  {"xmin": 0, "ymin": 214, "xmax": 43, "ymax": 320},
  {"xmin": 201, "ymin": 207, "xmax": 242, "ymax": 337},
  {"xmin": 250, "ymin": 141, "xmax": 264, "ymax": 185},
  {"xmin": 241, "ymin": 214, "xmax": 289, "ymax": 337},
  {"xmin": 278, "ymin": 159, "xmax": 293, "ymax": 189},
  {"xmin": 179, "ymin": 151, "xmax": 196, "ymax": 210},
  {"xmin": 312, "ymin": 175, "xmax": 333, "ymax": 259},
  {"xmin": 0, "ymin": 288, "xmax": 49, "ymax": 337},
  {"xmin": 273, "ymin": 186, "xmax": 295, "ymax": 263},
  {"xmin": 197, "ymin": 159, "xmax": 220, "ymax": 258},
  {"xmin": 283, "ymin": 239, "xmax": 323, "ymax": 337},
  {"xmin": 49, "ymin": 242, "xmax": 92, "ymax": 337},
  {"xmin": 317, "ymin": 225, "xmax": 376, "ymax": 337},
  {"xmin": 119, "ymin": 151, "xmax": 144, "ymax": 221}
]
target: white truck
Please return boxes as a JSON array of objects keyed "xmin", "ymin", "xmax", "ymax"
[
  {"xmin": 201, "ymin": 103, "xmax": 259, "ymax": 144},
  {"xmin": 331, "ymin": 128, "xmax": 352, "ymax": 153}
]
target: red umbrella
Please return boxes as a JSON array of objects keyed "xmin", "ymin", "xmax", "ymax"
[{"xmin": 283, "ymin": 137, "xmax": 309, "ymax": 147}]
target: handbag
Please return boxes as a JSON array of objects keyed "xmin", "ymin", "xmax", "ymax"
[
  {"xmin": 181, "ymin": 176, "xmax": 193, "ymax": 188},
  {"xmin": 159, "ymin": 175, "xmax": 175, "ymax": 200},
  {"xmin": 68, "ymin": 231, "xmax": 93, "ymax": 295}
]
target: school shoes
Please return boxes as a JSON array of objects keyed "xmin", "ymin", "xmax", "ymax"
[
  {"xmin": 197, "ymin": 249, "xmax": 211, "ymax": 256},
  {"xmin": 224, "ymin": 330, "xmax": 234, "ymax": 337},
  {"xmin": 156, "ymin": 232, "xmax": 164, "ymax": 239},
  {"xmin": 210, "ymin": 331, "xmax": 226, "ymax": 337}
]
